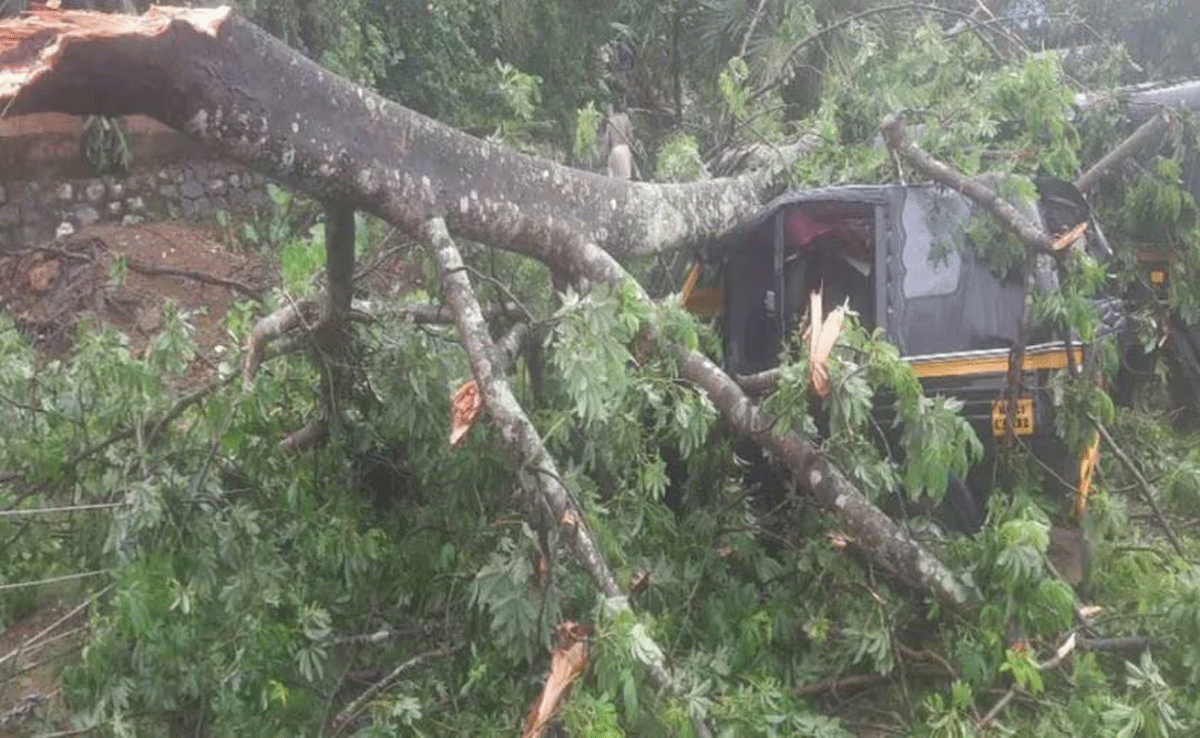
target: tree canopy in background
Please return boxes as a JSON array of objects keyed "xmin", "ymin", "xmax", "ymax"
[{"xmin": 2, "ymin": 1, "xmax": 1200, "ymax": 737}]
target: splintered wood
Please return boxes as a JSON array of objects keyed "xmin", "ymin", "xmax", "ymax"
[
  {"xmin": 449, "ymin": 378, "xmax": 482, "ymax": 446},
  {"xmin": 807, "ymin": 286, "xmax": 846, "ymax": 398},
  {"xmin": 521, "ymin": 621, "xmax": 591, "ymax": 738}
]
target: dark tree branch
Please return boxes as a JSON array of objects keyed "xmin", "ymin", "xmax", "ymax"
[
  {"xmin": 880, "ymin": 114, "xmax": 1059, "ymax": 254},
  {"xmin": 321, "ymin": 202, "xmax": 356, "ymax": 330},
  {"xmin": 1075, "ymin": 109, "xmax": 1177, "ymax": 194}
]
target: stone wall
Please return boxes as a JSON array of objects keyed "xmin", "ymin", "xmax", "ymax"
[{"xmin": 0, "ymin": 114, "xmax": 274, "ymax": 250}]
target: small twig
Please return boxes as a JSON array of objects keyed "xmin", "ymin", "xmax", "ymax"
[
  {"xmin": 331, "ymin": 643, "xmax": 462, "ymax": 732},
  {"xmin": 124, "ymin": 259, "xmax": 263, "ymax": 301},
  {"xmin": 331, "ymin": 625, "xmax": 439, "ymax": 646},
  {"xmin": 978, "ymin": 633, "xmax": 1077, "ymax": 730},
  {"xmin": 458, "ymin": 263, "xmax": 535, "ymax": 323},
  {"xmin": 350, "ymin": 226, "xmax": 403, "ymax": 282},
  {"xmin": 0, "ymin": 501, "xmax": 124, "ymax": 518},
  {"xmin": 1090, "ymin": 416, "xmax": 1186, "ymax": 559},
  {"xmin": 896, "ymin": 644, "xmax": 958, "ymax": 679},
  {"xmin": 25, "ymin": 240, "xmax": 263, "ymax": 300},
  {"xmin": 977, "ymin": 688, "xmax": 1016, "ymax": 729},
  {"xmin": 0, "ymin": 586, "xmax": 107, "ymax": 669},
  {"xmin": 0, "ymin": 630, "xmax": 86, "ymax": 683},
  {"xmin": 0, "ymin": 569, "xmax": 108, "ymax": 593},
  {"xmin": 795, "ymin": 672, "xmax": 893, "ymax": 697},
  {"xmin": 737, "ymin": 0, "xmax": 767, "ymax": 59}
]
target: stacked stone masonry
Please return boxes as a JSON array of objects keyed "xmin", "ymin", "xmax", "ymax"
[
  {"xmin": 0, "ymin": 160, "xmax": 273, "ymax": 250},
  {"xmin": 0, "ymin": 114, "xmax": 275, "ymax": 251}
]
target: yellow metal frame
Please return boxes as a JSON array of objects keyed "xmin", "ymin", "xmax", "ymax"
[
  {"xmin": 907, "ymin": 346, "xmax": 1083, "ymax": 379},
  {"xmin": 1076, "ymin": 432, "xmax": 1101, "ymax": 517}
]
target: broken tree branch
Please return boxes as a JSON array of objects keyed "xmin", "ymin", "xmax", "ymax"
[
  {"xmin": 880, "ymin": 114, "xmax": 1059, "ymax": 254},
  {"xmin": 243, "ymin": 296, "xmax": 320, "ymax": 386},
  {"xmin": 564, "ymin": 238, "xmax": 974, "ymax": 611},
  {"xmin": 420, "ymin": 218, "xmax": 686, "ymax": 697},
  {"xmin": 0, "ymin": 5, "xmax": 971, "ymax": 615},
  {"xmin": 1090, "ymin": 415, "xmax": 1186, "ymax": 560},
  {"xmin": 1074, "ymin": 109, "xmax": 1176, "ymax": 194}
]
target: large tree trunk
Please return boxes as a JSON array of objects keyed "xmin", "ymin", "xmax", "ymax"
[
  {"xmin": 0, "ymin": 7, "xmax": 972, "ymax": 613},
  {"xmin": 0, "ymin": 6, "xmax": 808, "ymax": 266}
]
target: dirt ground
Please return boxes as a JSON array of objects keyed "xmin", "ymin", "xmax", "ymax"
[
  {"xmin": 0, "ymin": 221, "xmax": 277, "ymax": 735},
  {"xmin": 0, "ymin": 221, "xmax": 276, "ymax": 370}
]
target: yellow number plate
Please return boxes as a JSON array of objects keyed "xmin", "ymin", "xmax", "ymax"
[{"xmin": 992, "ymin": 398, "xmax": 1034, "ymax": 437}]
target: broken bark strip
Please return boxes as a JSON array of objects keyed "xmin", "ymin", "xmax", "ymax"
[
  {"xmin": 0, "ymin": 6, "xmax": 805, "ymax": 261},
  {"xmin": 1075, "ymin": 109, "xmax": 1177, "ymax": 194},
  {"xmin": 880, "ymin": 115, "xmax": 1058, "ymax": 254},
  {"xmin": 420, "ymin": 218, "xmax": 685, "ymax": 696},
  {"xmin": 568, "ymin": 239, "xmax": 974, "ymax": 611}
]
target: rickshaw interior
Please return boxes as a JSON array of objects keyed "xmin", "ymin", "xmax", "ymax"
[{"xmin": 723, "ymin": 199, "xmax": 877, "ymax": 375}]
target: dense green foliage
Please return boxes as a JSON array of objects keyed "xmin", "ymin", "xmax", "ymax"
[{"xmin": 5, "ymin": 1, "xmax": 1200, "ymax": 736}]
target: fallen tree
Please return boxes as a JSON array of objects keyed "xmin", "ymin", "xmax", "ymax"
[{"xmin": 0, "ymin": 6, "xmax": 975, "ymax": 707}]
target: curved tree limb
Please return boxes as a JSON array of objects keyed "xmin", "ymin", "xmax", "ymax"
[
  {"xmin": 1075, "ymin": 109, "xmax": 1177, "ymax": 194},
  {"xmin": 880, "ymin": 114, "xmax": 1059, "ymax": 254},
  {"xmin": 562, "ymin": 238, "xmax": 974, "ymax": 611}
]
